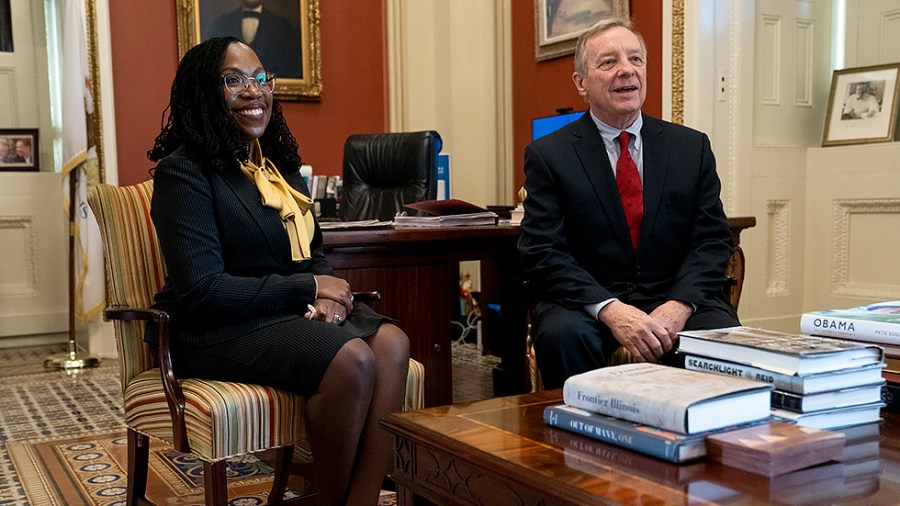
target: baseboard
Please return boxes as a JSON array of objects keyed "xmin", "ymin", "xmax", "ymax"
[{"xmin": 0, "ymin": 332, "xmax": 67, "ymax": 349}]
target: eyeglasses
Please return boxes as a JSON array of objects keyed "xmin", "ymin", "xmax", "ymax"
[{"xmin": 221, "ymin": 71, "xmax": 276, "ymax": 94}]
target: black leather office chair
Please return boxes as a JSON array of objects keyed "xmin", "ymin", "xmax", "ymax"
[{"xmin": 339, "ymin": 131, "xmax": 441, "ymax": 221}]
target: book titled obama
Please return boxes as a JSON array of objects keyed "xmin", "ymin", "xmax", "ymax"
[{"xmin": 562, "ymin": 363, "xmax": 773, "ymax": 434}]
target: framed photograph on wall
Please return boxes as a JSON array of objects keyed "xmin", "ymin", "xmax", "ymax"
[
  {"xmin": 176, "ymin": 0, "xmax": 322, "ymax": 101},
  {"xmin": 534, "ymin": 0, "xmax": 629, "ymax": 62},
  {"xmin": 822, "ymin": 63, "xmax": 900, "ymax": 147},
  {"xmin": 0, "ymin": 129, "xmax": 39, "ymax": 172}
]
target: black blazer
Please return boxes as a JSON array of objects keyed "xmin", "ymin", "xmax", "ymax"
[
  {"xmin": 151, "ymin": 146, "xmax": 329, "ymax": 348},
  {"xmin": 518, "ymin": 113, "xmax": 733, "ymax": 312}
]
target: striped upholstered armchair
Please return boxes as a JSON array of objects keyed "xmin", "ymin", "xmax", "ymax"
[{"xmin": 88, "ymin": 180, "xmax": 424, "ymax": 505}]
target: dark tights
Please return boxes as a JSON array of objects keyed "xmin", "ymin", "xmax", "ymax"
[{"xmin": 306, "ymin": 323, "xmax": 410, "ymax": 505}]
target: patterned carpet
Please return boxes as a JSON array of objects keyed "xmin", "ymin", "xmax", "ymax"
[
  {"xmin": 0, "ymin": 344, "xmax": 404, "ymax": 505},
  {"xmin": 6, "ymin": 429, "xmax": 316, "ymax": 505}
]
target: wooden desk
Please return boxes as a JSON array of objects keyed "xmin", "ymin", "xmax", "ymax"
[
  {"xmin": 324, "ymin": 218, "xmax": 756, "ymax": 407},
  {"xmin": 323, "ymin": 225, "xmax": 528, "ymax": 407},
  {"xmin": 382, "ymin": 390, "xmax": 900, "ymax": 505}
]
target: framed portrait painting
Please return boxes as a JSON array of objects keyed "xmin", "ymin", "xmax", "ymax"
[
  {"xmin": 177, "ymin": 0, "xmax": 322, "ymax": 101},
  {"xmin": 822, "ymin": 63, "xmax": 900, "ymax": 147},
  {"xmin": 534, "ymin": 0, "xmax": 629, "ymax": 62},
  {"xmin": 0, "ymin": 129, "xmax": 39, "ymax": 172}
]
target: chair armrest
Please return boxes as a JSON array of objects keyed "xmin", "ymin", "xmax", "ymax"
[
  {"xmin": 103, "ymin": 307, "xmax": 190, "ymax": 452},
  {"xmin": 724, "ymin": 244, "xmax": 746, "ymax": 310},
  {"xmin": 352, "ymin": 291, "xmax": 382, "ymax": 303}
]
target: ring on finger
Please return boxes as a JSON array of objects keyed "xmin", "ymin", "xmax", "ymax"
[{"xmin": 333, "ymin": 314, "xmax": 342, "ymax": 323}]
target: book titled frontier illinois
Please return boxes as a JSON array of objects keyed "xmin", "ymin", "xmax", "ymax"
[
  {"xmin": 562, "ymin": 363, "xmax": 772, "ymax": 434},
  {"xmin": 801, "ymin": 301, "xmax": 900, "ymax": 346},
  {"xmin": 677, "ymin": 326, "xmax": 883, "ymax": 376}
]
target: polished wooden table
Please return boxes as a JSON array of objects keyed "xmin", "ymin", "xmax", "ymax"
[
  {"xmin": 382, "ymin": 390, "xmax": 900, "ymax": 505},
  {"xmin": 323, "ymin": 225, "xmax": 529, "ymax": 407}
]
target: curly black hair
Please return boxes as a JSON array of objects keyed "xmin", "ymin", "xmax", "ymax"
[{"xmin": 147, "ymin": 37, "xmax": 302, "ymax": 173}]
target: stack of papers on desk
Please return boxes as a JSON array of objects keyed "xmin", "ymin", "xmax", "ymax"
[
  {"xmin": 393, "ymin": 199, "xmax": 497, "ymax": 228},
  {"xmin": 319, "ymin": 220, "xmax": 392, "ymax": 230}
]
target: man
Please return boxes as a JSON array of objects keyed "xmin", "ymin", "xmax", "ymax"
[
  {"xmin": 206, "ymin": 0, "xmax": 302, "ymax": 79},
  {"xmin": 14, "ymin": 138, "xmax": 32, "ymax": 164},
  {"xmin": 518, "ymin": 18, "xmax": 739, "ymax": 389},
  {"xmin": 0, "ymin": 139, "xmax": 10, "ymax": 163},
  {"xmin": 841, "ymin": 83, "xmax": 880, "ymax": 119}
]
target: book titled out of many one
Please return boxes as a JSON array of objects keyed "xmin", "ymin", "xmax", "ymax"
[
  {"xmin": 800, "ymin": 301, "xmax": 900, "ymax": 347},
  {"xmin": 562, "ymin": 363, "xmax": 772, "ymax": 435},
  {"xmin": 677, "ymin": 326, "xmax": 883, "ymax": 376},
  {"xmin": 543, "ymin": 403, "xmax": 763, "ymax": 463}
]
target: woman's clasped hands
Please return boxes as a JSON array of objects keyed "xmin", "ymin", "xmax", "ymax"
[{"xmin": 306, "ymin": 275, "xmax": 354, "ymax": 324}]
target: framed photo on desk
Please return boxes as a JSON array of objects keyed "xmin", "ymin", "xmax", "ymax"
[{"xmin": 177, "ymin": 0, "xmax": 322, "ymax": 101}]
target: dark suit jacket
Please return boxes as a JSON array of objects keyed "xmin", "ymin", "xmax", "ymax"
[
  {"xmin": 518, "ymin": 112, "xmax": 733, "ymax": 313},
  {"xmin": 150, "ymin": 146, "xmax": 329, "ymax": 348},
  {"xmin": 206, "ymin": 8, "xmax": 302, "ymax": 78}
]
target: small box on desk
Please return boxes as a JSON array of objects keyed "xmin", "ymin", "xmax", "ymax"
[{"xmin": 706, "ymin": 421, "xmax": 845, "ymax": 476}]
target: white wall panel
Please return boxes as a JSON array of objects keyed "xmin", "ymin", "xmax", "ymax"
[
  {"xmin": 804, "ymin": 142, "xmax": 900, "ymax": 314},
  {"xmin": 760, "ymin": 15, "xmax": 782, "ymax": 105},
  {"xmin": 0, "ymin": 173, "xmax": 67, "ymax": 341},
  {"xmin": 0, "ymin": 66, "xmax": 16, "ymax": 126},
  {"xmin": 831, "ymin": 199, "xmax": 900, "ymax": 298},
  {"xmin": 765, "ymin": 200, "xmax": 791, "ymax": 296},
  {"xmin": 794, "ymin": 19, "xmax": 813, "ymax": 106},
  {"xmin": 849, "ymin": 1, "xmax": 900, "ymax": 66}
]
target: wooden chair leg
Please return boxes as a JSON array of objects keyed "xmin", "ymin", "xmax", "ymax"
[
  {"xmin": 203, "ymin": 459, "xmax": 228, "ymax": 506},
  {"xmin": 267, "ymin": 445, "xmax": 294, "ymax": 505},
  {"xmin": 126, "ymin": 428, "xmax": 150, "ymax": 506}
]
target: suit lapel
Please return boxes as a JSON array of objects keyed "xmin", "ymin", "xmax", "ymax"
[
  {"xmin": 219, "ymin": 167, "xmax": 287, "ymax": 260},
  {"xmin": 571, "ymin": 114, "xmax": 634, "ymax": 254},
  {"xmin": 639, "ymin": 115, "xmax": 668, "ymax": 249}
]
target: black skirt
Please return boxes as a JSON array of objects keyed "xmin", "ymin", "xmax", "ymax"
[{"xmin": 168, "ymin": 302, "xmax": 389, "ymax": 396}]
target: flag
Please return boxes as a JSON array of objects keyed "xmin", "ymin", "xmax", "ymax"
[{"xmin": 61, "ymin": 0, "xmax": 104, "ymax": 324}]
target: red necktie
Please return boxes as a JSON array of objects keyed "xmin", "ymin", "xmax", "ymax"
[{"xmin": 616, "ymin": 132, "xmax": 643, "ymax": 250}]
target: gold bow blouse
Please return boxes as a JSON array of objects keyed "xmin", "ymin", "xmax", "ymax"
[{"xmin": 240, "ymin": 140, "xmax": 315, "ymax": 261}]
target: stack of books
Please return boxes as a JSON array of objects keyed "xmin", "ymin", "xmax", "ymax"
[
  {"xmin": 678, "ymin": 326, "xmax": 885, "ymax": 429},
  {"xmin": 543, "ymin": 363, "xmax": 773, "ymax": 463},
  {"xmin": 801, "ymin": 300, "xmax": 900, "ymax": 412}
]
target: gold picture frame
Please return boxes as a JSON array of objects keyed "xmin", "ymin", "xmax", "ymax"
[
  {"xmin": 822, "ymin": 63, "xmax": 900, "ymax": 147},
  {"xmin": 176, "ymin": 0, "xmax": 322, "ymax": 101},
  {"xmin": 534, "ymin": 0, "xmax": 629, "ymax": 62}
]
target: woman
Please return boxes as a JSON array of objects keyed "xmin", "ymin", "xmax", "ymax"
[{"xmin": 147, "ymin": 37, "xmax": 409, "ymax": 505}]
